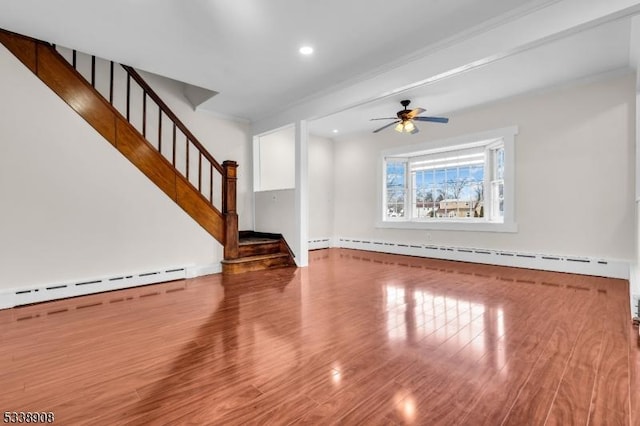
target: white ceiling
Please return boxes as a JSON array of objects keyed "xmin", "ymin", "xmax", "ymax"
[
  {"xmin": 311, "ymin": 17, "xmax": 633, "ymax": 138},
  {"xmin": 0, "ymin": 1, "xmax": 639, "ymax": 138}
]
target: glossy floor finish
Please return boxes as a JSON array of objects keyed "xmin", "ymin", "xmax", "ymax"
[{"xmin": 1, "ymin": 248, "xmax": 638, "ymax": 425}]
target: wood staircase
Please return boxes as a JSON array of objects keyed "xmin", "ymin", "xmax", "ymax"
[
  {"xmin": 221, "ymin": 231, "xmax": 295, "ymax": 274},
  {"xmin": 0, "ymin": 28, "xmax": 295, "ymax": 275}
]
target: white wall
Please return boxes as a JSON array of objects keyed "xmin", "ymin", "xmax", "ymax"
[
  {"xmin": 333, "ymin": 72, "xmax": 636, "ymax": 261},
  {"xmin": 255, "ymin": 126, "xmax": 295, "ymax": 191},
  {"xmin": 254, "ymin": 134, "xmax": 334, "ymax": 250},
  {"xmin": 308, "ymin": 135, "xmax": 334, "ymax": 239},
  {"xmin": 0, "ymin": 44, "xmax": 252, "ymax": 290},
  {"xmin": 254, "ymin": 189, "xmax": 296, "ymax": 249}
]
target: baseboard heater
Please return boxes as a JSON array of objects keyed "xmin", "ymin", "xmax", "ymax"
[
  {"xmin": 335, "ymin": 238, "xmax": 628, "ymax": 279},
  {"xmin": 309, "ymin": 238, "xmax": 332, "ymax": 250},
  {"xmin": 0, "ymin": 267, "xmax": 187, "ymax": 310}
]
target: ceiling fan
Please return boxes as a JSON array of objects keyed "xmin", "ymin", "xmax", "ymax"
[{"xmin": 371, "ymin": 100, "xmax": 449, "ymax": 134}]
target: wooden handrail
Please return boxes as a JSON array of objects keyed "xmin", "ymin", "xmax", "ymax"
[
  {"xmin": 0, "ymin": 28, "xmax": 240, "ymax": 255},
  {"xmin": 121, "ymin": 65, "xmax": 224, "ymax": 175}
]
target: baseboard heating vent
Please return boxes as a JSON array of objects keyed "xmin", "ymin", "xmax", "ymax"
[
  {"xmin": 336, "ymin": 237, "xmax": 628, "ymax": 279},
  {"xmin": 308, "ymin": 237, "xmax": 332, "ymax": 250},
  {"xmin": 77, "ymin": 280, "xmax": 101, "ymax": 286},
  {"xmin": 46, "ymin": 285, "xmax": 67, "ymax": 290},
  {"xmin": 0, "ymin": 266, "xmax": 188, "ymax": 310},
  {"xmin": 4, "ymin": 283, "xmax": 190, "ymax": 323}
]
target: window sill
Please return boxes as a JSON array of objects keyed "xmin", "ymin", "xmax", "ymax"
[{"xmin": 376, "ymin": 219, "xmax": 517, "ymax": 233}]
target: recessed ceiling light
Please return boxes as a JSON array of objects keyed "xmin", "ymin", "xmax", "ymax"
[
  {"xmin": 332, "ymin": 129, "xmax": 339, "ymax": 133},
  {"xmin": 299, "ymin": 46, "xmax": 314, "ymax": 55}
]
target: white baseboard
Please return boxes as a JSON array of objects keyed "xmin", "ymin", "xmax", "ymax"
[
  {"xmin": 0, "ymin": 263, "xmax": 221, "ymax": 310},
  {"xmin": 186, "ymin": 263, "xmax": 222, "ymax": 278},
  {"xmin": 335, "ymin": 237, "xmax": 629, "ymax": 280},
  {"xmin": 3, "ymin": 241, "xmax": 628, "ymax": 310}
]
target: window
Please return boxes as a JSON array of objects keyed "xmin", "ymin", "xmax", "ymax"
[
  {"xmin": 386, "ymin": 160, "xmax": 407, "ymax": 218},
  {"xmin": 379, "ymin": 127, "xmax": 517, "ymax": 232}
]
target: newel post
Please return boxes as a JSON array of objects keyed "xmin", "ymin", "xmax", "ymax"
[{"xmin": 222, "ymin": 160, "xmax": 239, "ymax": 260}]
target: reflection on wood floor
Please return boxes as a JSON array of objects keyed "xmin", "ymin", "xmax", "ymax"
[{"xmin": 1, "ymin": 248, "xmax": 638, "ymax": 425}]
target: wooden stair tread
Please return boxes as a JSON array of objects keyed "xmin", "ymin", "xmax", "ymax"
[
  {"xmin": 221, "ymin": 253, "xmax": 290, "ymax": 264},
  {"xmin": 238, "ymin": 238, "xmax": 279, "ymax": 245}
]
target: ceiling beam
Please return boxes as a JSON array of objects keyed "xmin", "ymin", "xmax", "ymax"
[{"xmin": 252, "ymin": 0, "xmax": 640, "ymax": 135}]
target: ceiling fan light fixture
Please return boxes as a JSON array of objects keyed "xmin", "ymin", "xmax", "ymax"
[
  {"xmin": 394, "ymin": 120, "xmax": 415, "ymax": 133},
  {"xmin": 403, "ymin": 121, "xmax": 415, "ymax": 133},
  {"xmin": 372, "ymin": 100, "xmax": 448, "ymax": 134}
]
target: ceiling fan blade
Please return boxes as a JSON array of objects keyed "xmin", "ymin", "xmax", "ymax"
[
  {"xmin": 406, "ymin": 108, "xmax": 425, "ymax": 119},
  {"xmin": 373, "ymin": 120, "xmax": 400, "ymax": 133},
  {"xmin": 413, "ymin": 116, "xmax": 449, "ymax": 123},
  {"xmin": 370, "ymin": 117, "xmax": 398, "ymax": 121}
]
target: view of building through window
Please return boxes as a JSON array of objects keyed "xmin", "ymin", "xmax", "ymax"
[
  {"xmin": 385, "ymin": 143, "xmax": 505, "ymax": 222},
  {"xmin": 412, "ymin": 161, "xmax": 485, "ymax": 219}
]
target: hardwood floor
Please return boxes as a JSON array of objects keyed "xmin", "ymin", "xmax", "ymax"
[{"xmin": 0, "ymin": 248, "xmax": 637, "ymax": 425}]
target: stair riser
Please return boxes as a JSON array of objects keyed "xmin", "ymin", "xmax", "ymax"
[
  {"xmin": 222, "ymin": 257, "xmax": 294, "ymax": 275},
  {"xmin": 238, "ymin": 242, "xmax": 282, "ymax": 257}
]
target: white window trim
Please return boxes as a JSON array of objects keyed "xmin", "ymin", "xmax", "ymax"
[{"xmin": 377, "ymin": 126, "xmax": 518, "ymax": 233}]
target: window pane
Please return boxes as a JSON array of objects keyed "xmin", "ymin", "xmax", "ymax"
[
  {"xmin": 386, "ymin": 161, "xmax": 406, "ymax": 218},
  {"xmin": 471, "ymin": 180, "xmax": 484, "ymax": 217},
  {"xmin": 413, "ymin": 170, "xmax": 438, "ymax": 218},
  {"xmin": 411, "ymin": 162, "xmax": 484, "ymax": 220}
]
